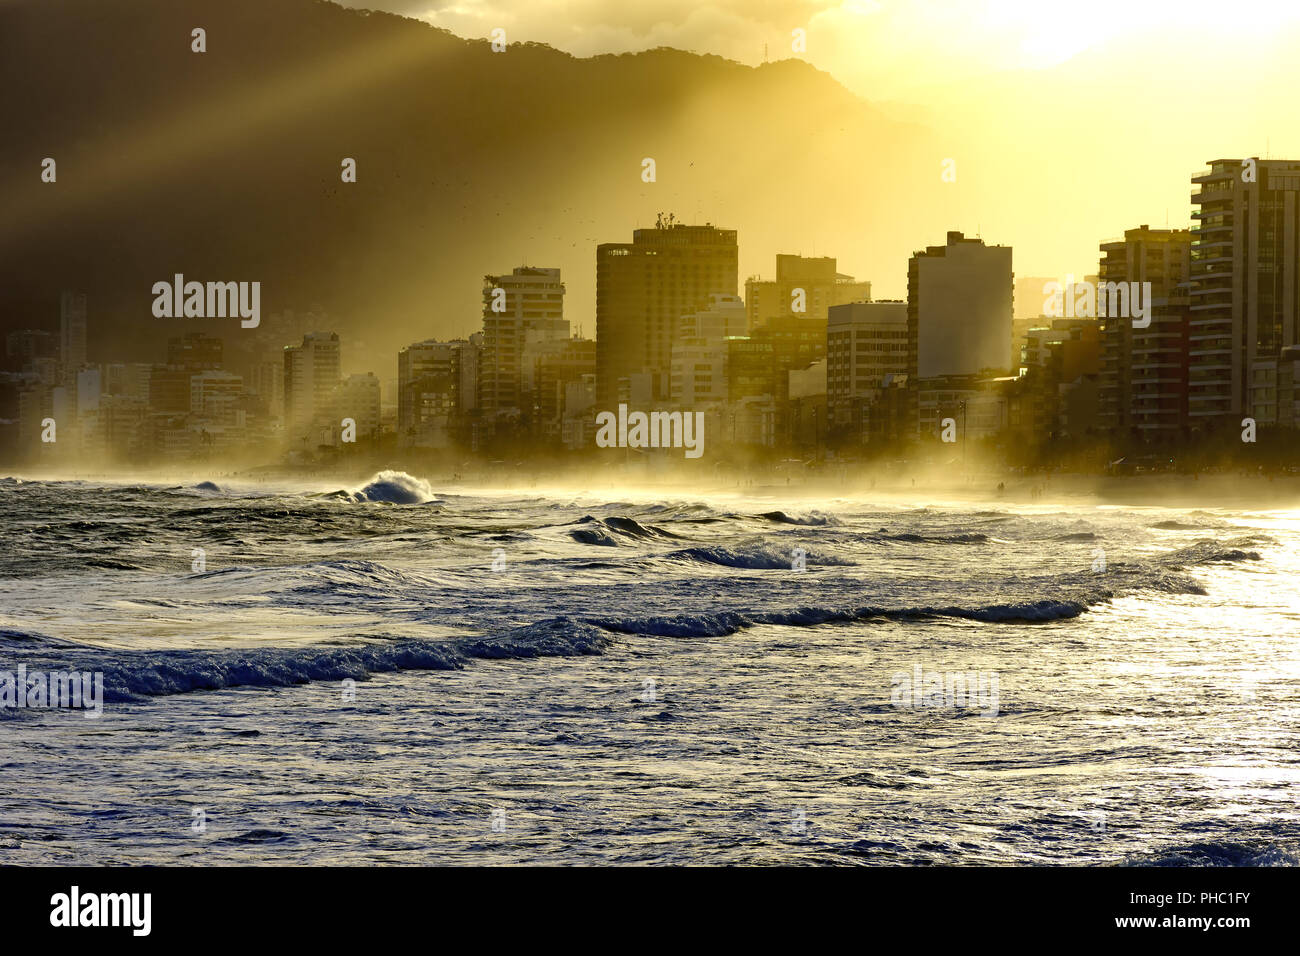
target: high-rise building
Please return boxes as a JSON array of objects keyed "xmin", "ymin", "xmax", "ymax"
[
  {"xmin": 167, "ymin": 333, "xmax": 224, "ymax": 370},
  {"xmin": 283, "ymin": 331, "xmax": 341, "ymax": 438},
  {"xmin": 59, "ymin": 291, "xmax": 87, "ymax": 381},
  {"xmin": 726, "ymin": 337, "xmax": 774, "ymax": 401},
  {"xmin": 481, "ymin": 267, "xmax": 566, "ymax": 422},
  {"xmin": 596, "ymin": 219, "xmax": 737, "ymax": 406},
  {"xmin": 1269, "ymin": 345, "xmax": 1300, "ymax": 427},
  {"xmin": 190, "ymin": 369, "xmax": 244, "ymax": 426},
  {"xmin": 745, "ymin": 256, "xmax": 869, "ymax": 414},
  {"xmin": 1023, "ymin": 319, "xmax": 1102, "ymax": 440},
  {"xmin": 249, "ymin": 360, "xmax": 284, "ymax": 418},
  {"xmin": 670, "ymin": 336, "xmax": 729, "ymax": 407},
  {"xmin": 333, "ymin": 372, "xmax": 381, "ymax": 443},
  {"xmin": 104, "ymin": 363, "xmax": 153, "ymax": 401},
  {"xmin": 4, "ymin": 330, "xmax": 54, "ymax": 371},
  {"xmin": 149, "ymin": 366, "xmax": 192, "ymax": 413},
  {"xmin": 682, "ymin": 294, "xmax": 748, "ymax": 340},
  {"xmin": 1097, "ymin": 226, "xmax": 1192, "ymax": 439},
  {"xmin": 668, "ymin": 294, "xmax": 748, "ymax": 409},
  {"xmin": 534, "ymin": 338, "xmax": 596, "ymax": 438},
  {"xmin": 560, "ymin": 374, "xmax": 598, "ymax": 450},
  {"xmin": 1190, "ymin": 158, "xmax": 1300, "ymax": 423},
  {"xmin": 75, "ymin": 366, "xmax": 101, "ymax": 418},
  {"xmin": 908, "ymin": 231, "xmax": 1013, "ymax": 379},
  {"xmin": 398, "ymin": 337, "xmax": 480, "ymax": 448},
  {"xmin": 749, "ymin": 317, "xmax": 828, "ymax": 403},
  {"xmin": 826, "ymin": 301, "xmax": 909, "ymax": 439},
  {"xmin": 745, "ymin": 255, "xmax": 870, "ymax": 331}
]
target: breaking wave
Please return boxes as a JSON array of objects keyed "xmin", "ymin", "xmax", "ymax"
[
  {"xmin": 346, "ymin": 470, "xmax": 437, "ymax": 504},
  {"xmin": 755, "ymin": 510, "xmax": 840, "ymax": 526},
  {"xmin": 569, "ymin": 515, "xmax": 681, "ymax": 545},
  {"xmin": 4, "ymin": 617, "xmax": 612, "ymax": 705},
  {"xmin": 0, "ymin": 520, "xmax": 1261, "ymax": 708},
  {"xmin": 664, "ymin": 544, "xmax": 853, "ymax": 569}
]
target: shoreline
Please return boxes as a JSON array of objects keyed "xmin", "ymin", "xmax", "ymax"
[{"xmin": 6, "ymin": 466, "xmax": 1300, "ymax": 510}]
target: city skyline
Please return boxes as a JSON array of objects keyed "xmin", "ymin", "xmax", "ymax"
[
  {"xmin": 6, "ymin": 148, "xmax": 1298, "ymax": 471},
  {"xmin": 5, "ymin": 0, "xmax": 1300, "ymax": 914}
]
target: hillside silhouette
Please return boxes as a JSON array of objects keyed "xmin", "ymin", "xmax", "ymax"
[{"xmin": 0, "ymin": 0, "xmax": 937, "ymax": 373}]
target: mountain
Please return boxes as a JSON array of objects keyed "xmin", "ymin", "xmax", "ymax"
[{"xmin": 0, "ymin": 0, "xmax": 940, "ymax": 375}]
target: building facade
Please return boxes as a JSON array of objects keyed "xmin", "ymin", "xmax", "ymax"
[
  {"xmin": 596, "ymin": 219, "xmax": 737, "ymax": 406},
  {"xmin": 1190, "ymin": 158, "xmax": 1300, "ymax": 424},
  {"xmin": 908, "ymin": 231, "xmax": 1013, "ymax": 380}
]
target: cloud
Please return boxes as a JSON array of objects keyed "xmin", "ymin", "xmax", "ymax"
[{"xmin": 339, "ymin": 1, "xmax": 859, "ymax": 59}]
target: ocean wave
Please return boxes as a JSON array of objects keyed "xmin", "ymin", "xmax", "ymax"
[
  {"xmin": 1159, "ymin": 537, "xmax": 1263, "ymax": 568},
  {"xmin": 0, "ymin": 627, "xmax": 69, "ymax": 649},
  {"xmin": 875, "ymin": 531, "xmax": 990, "ymax": 544},
  {"xmin": 576, "ymin": 515, "xmax": 680, "ymax": 539},
  {"xmin": 594, "ymin": 598, "xmax": 1091, "ymax": 638},
  {"xmin": 289, "ymin": 558, "xmax": 426, "ymax": 589},
  {"xmin": 663, "ymin": 544, "xmax": 853, "ymax": 569},
  {"xmin": 569, "ymin": 526, "xmax": 620, "ymax": 546},
  {"xmin": 2, "ymin": 617, "xmax": 613, "ymax": 705},
  {"xmin": 567, "ymin": 515, "xmax": 684, "ymax": 545},
  {"xmin": 1123, "ymin": 840, "xmax": 1300, "ymax": 867},
  {"xmin": 345, "ymin": 470, "xmax": 437, "ymax": 504},
  {"xmin": 755, "ymin": 510, "xmax": 840, "ymax": 526},
  {"xmin": 3, "ymin": 593, "xmax": 1091, "ymax": 706},
  {"xmin": 0, "ymin": 541, "xmax": 1231, "ymax": 704}
]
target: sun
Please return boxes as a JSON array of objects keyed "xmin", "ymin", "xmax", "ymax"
[{"xmin": 983, "ymin": 0, "xmax": 1107, "ymax": 68}]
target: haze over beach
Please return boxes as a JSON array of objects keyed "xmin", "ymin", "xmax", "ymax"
[{"xmin": 2, "ymin": 0, "xmax": 1300, "ymax": 902}]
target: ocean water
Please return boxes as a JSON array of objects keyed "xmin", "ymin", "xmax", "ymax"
[{"xmin": 1, "ymin": 471, "xmax": 1298, "ymax": 865}]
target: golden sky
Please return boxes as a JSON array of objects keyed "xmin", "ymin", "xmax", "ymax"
[{"xmin": 335, "ymin": 0, "xmax": 1298, "ymax": 298}]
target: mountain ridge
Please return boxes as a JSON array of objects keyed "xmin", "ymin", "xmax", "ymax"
[{"xmin": 0, "ymin": 0, "xmax": 936, "ymax": 376}]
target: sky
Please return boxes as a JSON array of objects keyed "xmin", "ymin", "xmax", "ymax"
[
  {"xmin": 330, "ymin": 0, "xmax": 1298, "ymax": 302},
  {"xmin": 338, "ymin": 0, "xmax": 1300, "ymax": 98}
]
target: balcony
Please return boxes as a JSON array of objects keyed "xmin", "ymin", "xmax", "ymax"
[
  {"xmin": 1192, "ymin": 184, "xmax": 1234, "ymax": 203},
  {"xmin": 1191, "ymin": 166, "xmax": 1236, "ymax": 183}
]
